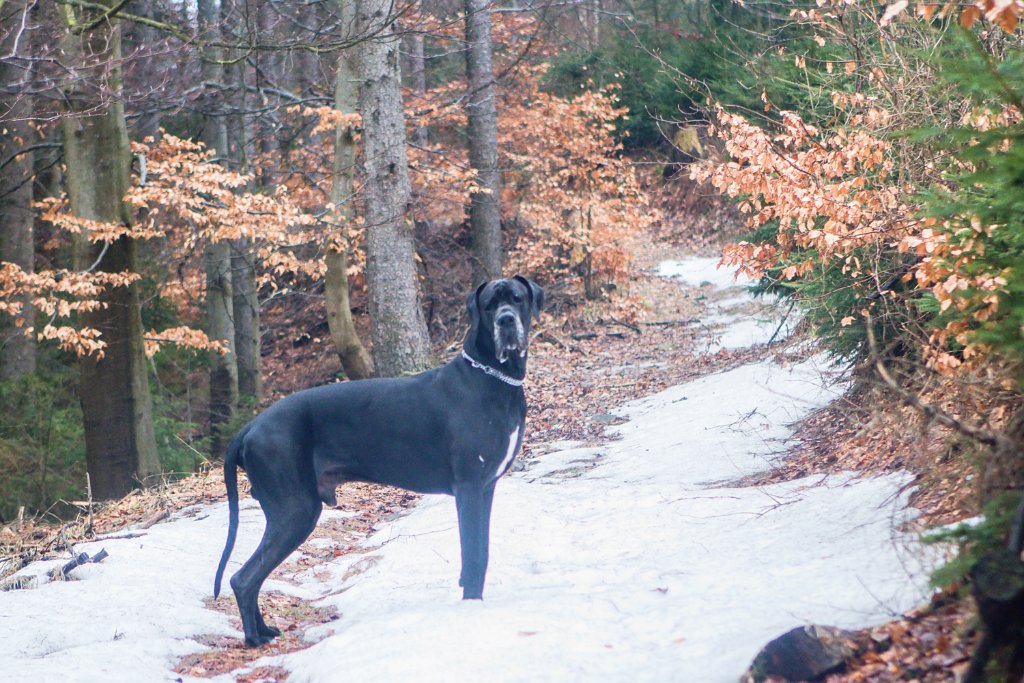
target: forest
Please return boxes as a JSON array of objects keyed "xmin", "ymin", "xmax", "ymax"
[{"xmin": 1, "ymin": 0, "xmax": 1024, "ymax": 680}]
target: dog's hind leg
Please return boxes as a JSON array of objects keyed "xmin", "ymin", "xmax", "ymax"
[{"xmin": 230, "ymin": 492, "xmax": 321, "ymax": 647}]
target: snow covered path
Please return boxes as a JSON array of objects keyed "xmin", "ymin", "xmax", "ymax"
[{"xmin": 0, "ymin": 258, "xmax": 934, "ymax": 683}]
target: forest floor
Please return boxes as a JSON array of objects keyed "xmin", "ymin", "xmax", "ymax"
[{"xmin": 0, "ymin": 218, "xmax": 984, "ymax": 681}]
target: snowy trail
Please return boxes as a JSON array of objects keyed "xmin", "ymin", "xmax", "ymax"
[{"xmin": 0, "ymin": 258, "xmax": 934, "ymax": 683}]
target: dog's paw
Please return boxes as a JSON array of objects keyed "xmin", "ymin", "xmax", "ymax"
[
  {"xmin": 258, "ymin": 624, "xmax": 282, "ymax": 638},
  {"xmin": 244, "ymin": 633, "xmax": 276, "ymax": 648}
]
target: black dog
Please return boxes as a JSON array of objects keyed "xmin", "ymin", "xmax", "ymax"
[{"xmin": 214, "ymin": 276, "xmax": 543, "ymax": 647}]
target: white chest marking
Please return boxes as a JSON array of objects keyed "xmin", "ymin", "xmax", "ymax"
[{"xmin": 494, "ymin": 426, "xmax": 520, "ymax": 480}]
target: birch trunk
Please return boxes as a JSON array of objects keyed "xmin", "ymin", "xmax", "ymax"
[
  {"xmin": 61, "ymin": 3, "xmax": 159, "ymax": 498},
  {"xmin": 357, "ymin": 0, "xmax": 431, "ymax": 376},
  {"xmin": 464, "ymin": 0, "xmax": 503, "ymax": 282}
]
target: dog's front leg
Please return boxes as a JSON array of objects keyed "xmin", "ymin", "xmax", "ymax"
[{"xmin": 454, "ymin": 482, "xmax": 495, "ymax": 599}]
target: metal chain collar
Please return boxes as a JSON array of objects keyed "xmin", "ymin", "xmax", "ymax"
[{"xmin": 461, "ymin": 350, "xmax": 524, "ymax": 387}]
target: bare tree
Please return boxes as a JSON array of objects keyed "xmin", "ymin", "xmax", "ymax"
[
  {"xmin": 0, "ymin": 1, "xmax": 37, "ymax": 380},
  {"xmin": 325, "ymin": 0, "xmax": 374, "ymax": 380},
  {"xmin": 356, "ymin": 0, "xmax": 431, "ymax": 376},
  {"xmin": 60, "ymin": 1, "xmax": 160, "ymax": 498},
  {"xmin": 198, "ymin": 0, "xmax": 238, "ymax": 453},
  {"xmin": 223, "ymin": 1, "xmax": 261, "ymax": 405},
  {"xmin": 408, "ymin": 0, "xmax": 428, "ymax": 148},
  {"xmin": 464, "ymin": 0, "xmax": 503, "ymax": 282}
]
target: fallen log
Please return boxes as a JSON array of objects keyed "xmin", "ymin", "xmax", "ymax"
[
  {"xmin": 48, "ymin": 552, "xmax": 89, "ymax": 581},
  {"xmin": 136, "ymin": 509, "xmax": 169, "ymax": 530},
  {"xmin": 2, "ymin": 548, "xmax": 110, "ymax": 591},
  {"xmin": 47, "ymin": 548, "xmax": 110, "ymax": 582},
  {"xmin": 606, "ymin": 317, "xmax": 641, "ymax": 334},
  {"xmin": 570, "ymin": 331, "xmax": 628, "ymax": 341},
  {"xmin": 537, "ymin": 331, "xmax": 570, "ymax": 349},
  {"xmin": 639, "ymin": 318, "xmax": 700, "ymax": 327},
  {"xmin": 94, "ymin": 532, "xmax": 146, "ymax": 542},
  {"xmin": 0, "ymin": 550, "xmax": 35, "ymax": 583},
  {"xmin": 0, "ymin": 574, "xmax": 36, "ymax": 592}
]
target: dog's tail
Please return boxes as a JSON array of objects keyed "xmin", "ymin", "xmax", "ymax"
[{"xmin": 214, "ymin": 425, "xmax": 248, "ymax": 598}]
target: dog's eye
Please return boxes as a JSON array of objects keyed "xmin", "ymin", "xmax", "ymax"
[{"xmin": 512, "ymin": 294, "xmax": 523, "ymax": 303}]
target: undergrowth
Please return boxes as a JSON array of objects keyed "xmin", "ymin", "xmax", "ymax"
[
  {"xmin": 927, "ymin": 492, "xmax": 1021, "ymax": 589},
  {"xmin": 0, "ymin": 346, "xmax": 220, "ymax": 521}
]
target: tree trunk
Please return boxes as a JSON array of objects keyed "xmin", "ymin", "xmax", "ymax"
[
  {"xmin": 231, "ymin": 241, "xmax": 261, "ymax": 400},
  {"xmin": 256, "ymin": 0, "xmax": 282, "ymax": 186},
  {"xmin": 198, "ymin": 0, "xmax": 229, "ymax": 162},
  {"xmin": 61, "ymin": 4, "xmax": 160, "ymax": 499},
  {"xmin": 121, "ymin": 2, "xmax": 162, "ymax": 140},
  {"xmin": 325, "ymin": 249, "xmax": 373, "ymax": 379},
  {"xmin": 221, "ymin": 0, "xmax": 260, "ymax": 404},
  {"xmin": 581, "ymin": 208, "xmax": 601, "ymax": 300},
  {"xmin": 205, "ymin": 240, "xmax": 237, "ymax": 454},
  {"xmin": 296, "ymin": 2, "xmax": 322, "ymax": 98},
  {"xmin": 357, "ymin": 0, "xmax": 431, "ymax": 376},
  {"xmin": 0, "ymin": 3, "xmax": 37, "ymax": 380},
  {"xmin": 222, "ymin": 0, "xmax": 247, "ymax": 171},
  {"xmin": 410, "ymin": 0, "xmax": 428, "ymax": 148},
  {"xmin": 325, "ymin": 0, "xmax": 374, "ymax": 381},
  {"xmin": 464, "ymin": 0, "xmax": 503, "ymax": 283},
  {"xmin": 583, "ymin": 0, "xmax": 601, "ymax": 49},
  {"xmin": 199, "ymin": 0, "xmax": 238, "ymax": 452}
]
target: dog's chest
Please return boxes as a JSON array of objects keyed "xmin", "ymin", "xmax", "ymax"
[{"xmin": 478, "ymin": 425, "xmax": 521, "ymax": 481}]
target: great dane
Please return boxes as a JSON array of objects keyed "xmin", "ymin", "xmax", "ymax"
[{"xmin": 214, "ymin": 276, "xmax": 543, "ymax": 647}]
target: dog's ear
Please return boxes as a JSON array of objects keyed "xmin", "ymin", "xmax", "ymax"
[
  {"xmin": 513, "ymin": 275, "xmax": 545, "ymax": 320},
  {"xmin": 466, "ymin": 281, "xmax": 487, "ymax": 329}
]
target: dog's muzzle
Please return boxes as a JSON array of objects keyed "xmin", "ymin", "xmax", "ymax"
[{"xmin": 493, "ymin": 307, "xmax": 526, "ymax": 363}]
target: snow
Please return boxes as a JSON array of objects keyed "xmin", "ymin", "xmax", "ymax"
[
  {"xmin": 0, "ymin": 257, "xmax": 934, "ymax": 683},
  {"xmin": 657, "ymin": 256, "xmax": 755, "ymax": 289},
  {"xmin": 657, "ymin": 257, "xmax": 801, "ymax": 352},
  {"xmin": 0, "ymin": 500, "xmax": 266, "ymax": 682}
]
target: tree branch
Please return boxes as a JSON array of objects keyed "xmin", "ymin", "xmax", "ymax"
[
  {"xmin": 864, "ymin": 310, "xmax": 1011, "ymax": 450},
  {"xmin": 0, "ymin": 142, "xmax": 62, "ymax": 173},
  {"xmin": 57, "ymin": 0, "xmax": 416, "ymax": 55},
  {"xmin": 69, "ymin": 0, "xmax": 131, "ymax": 34}
]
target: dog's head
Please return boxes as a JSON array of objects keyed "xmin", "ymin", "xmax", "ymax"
[{"xmin": 466, "ymin": 276, "xmax": 544, "ymax": 366}]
